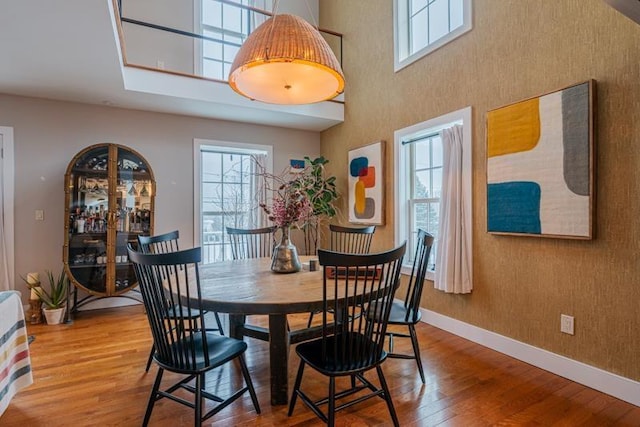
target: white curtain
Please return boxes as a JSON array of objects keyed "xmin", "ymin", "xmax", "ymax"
[
  {"xmin": 434, "ymin": 124, "xmax": 472, "ymax": 294},
  {"xmin": 0, "ymin": 148, "xmax": 10, "ymax": 291}
]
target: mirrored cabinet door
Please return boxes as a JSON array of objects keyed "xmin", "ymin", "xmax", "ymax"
[{"xmin": 114, "ymin": 146, "xmax": 154, "ymax": 293}]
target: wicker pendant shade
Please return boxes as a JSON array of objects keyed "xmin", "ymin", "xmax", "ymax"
[{"xmin": 228, "ymin": 14, "xmax": 345, "ymax": 105}]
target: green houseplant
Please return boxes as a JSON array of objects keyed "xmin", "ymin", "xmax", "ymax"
[
  {"xmin": 293, "ymin": 156, "xmax": 339, "ymax": 253},
  {"xmin": 24, "ymin": 270, "xmax": 69, "ymax": 324}
]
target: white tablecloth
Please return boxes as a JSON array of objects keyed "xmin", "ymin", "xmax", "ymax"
[{"xmin": 0, "ymin": 291, "xmax": 33, "ymax": 416}]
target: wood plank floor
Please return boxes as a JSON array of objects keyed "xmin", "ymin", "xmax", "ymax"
[{"xmin": 3, "ymin": 305, "xmax": 639, "ymax": 426}]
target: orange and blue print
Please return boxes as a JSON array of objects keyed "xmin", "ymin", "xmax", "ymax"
[{"xmin": 348, "ymin": 141, "xmax": 384, "ymax": 224}]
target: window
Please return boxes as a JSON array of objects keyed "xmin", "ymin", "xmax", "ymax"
[
  {"xmin": 394, "ymin": 0, "xmax": 472, "ymax": 71},
  {"xmin": 196, "ymin": 0, "xmax": 272, "ymax": 81},
  {"xmin": 194, "ymin": 139, "xmax": 272, "ymax": 264},
  {"xmin": 407, "ymin": 133, "xmax": 442, "ymax": 270},
  {"xmin": 394, "ymin": 107, "xmax": 472, "ymax": 279}
]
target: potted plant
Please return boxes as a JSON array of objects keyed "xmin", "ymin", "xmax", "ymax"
[
  {"xmin": 256, "ymin": 156, "xmax": 339, "ymax": 255},
  {"xmin": 292, "ymin": 156, "xmax": 339, "ymax": 253},
  {"xmin": 24, "ymin": 270, "xmax": 69, "ymax": 325}
]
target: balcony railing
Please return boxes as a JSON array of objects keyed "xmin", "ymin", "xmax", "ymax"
[{"xmin": 115, "ymin": 0, "xmax": 343, "ymax": 87}]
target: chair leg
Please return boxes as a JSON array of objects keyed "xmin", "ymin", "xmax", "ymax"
[
  {"xmin": 376, "ymin": 365, "xmax": 399, "ymax": 427},
  {"xmin": 288, "ymin": 360, "xmax": 306, "ymax": 416},
  {"xmin": 306, "ymin": 311, "xmax": 315, "ymax": 328},
  {"xmin": 143, "ymin": 367, "xmax": 164, "ymax": 427},
  {"xmin": 238, "ymin": 355, "xmax": 261, "ymax": 413},
  {"xmin": 145, "ymin": 344, "xmax": 155, "ymax": 372},
  {"xmin": 214, "ymin": 312, "xmax": 225, "ymax": 335},
  {"xmin": 194, "ymin": 373, "xmax": 203, "ymax": 427},
  {"xmin": 409, "ymin": 324, "xmax": 425, "ymax": 383},
  {"xmin": 328, "ymin": 376, "xmax": 336, "ymax": 427}
]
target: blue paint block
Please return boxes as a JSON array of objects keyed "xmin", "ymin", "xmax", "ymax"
[
  {"xmin": 350, "ymin": 157, "xmax": 368, "ymax": 177},
  {"xmin": 488, "ymin": 182, "xmax": 541, "ymax": 234}
]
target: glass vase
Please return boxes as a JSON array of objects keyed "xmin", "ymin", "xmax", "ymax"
[{"xmin": 271, "ymin": 226, "xmax": 301, "ymax": 273}]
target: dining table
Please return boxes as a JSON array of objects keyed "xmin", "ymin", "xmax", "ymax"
[{"xmin": 197, "ymin": 256, "xmax": 329, "ymax": 406}]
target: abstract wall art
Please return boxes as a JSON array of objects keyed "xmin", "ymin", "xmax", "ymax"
[
  {"xmin": 348, "ymin": 141, "xmax": 385, "ymax": 225},
  {"xmin": 289, "ymin": 159, "xmax": 305, "ymax": 173},
  {"xmin": 486, "ymin": 80, "xmax": 595, "ymax": 239}
]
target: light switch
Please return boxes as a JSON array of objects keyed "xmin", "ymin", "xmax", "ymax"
[{"xmin": 35, "ymin": 210, "xmax": 44, "ymax": 221}]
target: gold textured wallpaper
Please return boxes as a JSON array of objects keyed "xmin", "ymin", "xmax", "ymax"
[{"xmin": 319, "ymin": 0, "xmax": 640, "ymax": 381}]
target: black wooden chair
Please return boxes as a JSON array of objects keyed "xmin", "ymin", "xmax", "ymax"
[
  {"xmin": 329, "ymin": 224, "xmax": 376, "ymax": 254},
  {"xmin": 127, "ymin": 245, "xmax": 260, "ymax": 426},
  {"xmin": 226, "ymin": 226, "xmax": 277, "ymax": 260},
  {"xmin": 307, "ymin": 224, "xmax": 377, "ymax": 327},
  {"xmin": 288, "ymin": 243, "xmax": 406, "ymax": 427},
  {"xmin": 138, "ymin": 230, "xmax": 180, "ymax": 255},
  {"xmin": 138, "ymin": 231, "xmax": 224, "ymax": 372},
  {"xmin": 381, "ymin": 229, "xmax": 434, "ymax": 383}
]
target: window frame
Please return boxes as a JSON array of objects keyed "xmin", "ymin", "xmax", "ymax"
[
  {"xmin": 193, "ymin": 138, "xmax": 273, "ymax": 262},
  {"xmin": 193, "ymin": 0, "xmax": 272, "ymax": 81},
  {"xmin": 394, "ymin": 106, "xmax": 472, "ymax": 280},
  {"xmin": 393, "ymin": 0, "xmax": 473, "ymax": 72}
]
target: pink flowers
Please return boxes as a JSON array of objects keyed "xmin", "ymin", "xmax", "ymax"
[{"xmin": 261, "ymin": 186, "xmax": 312, "ymax": 228}]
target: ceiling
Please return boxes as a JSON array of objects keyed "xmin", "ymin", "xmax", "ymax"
[{"xmin": 0, "ymin": 0, "xmax": 343, "ymax": 132}]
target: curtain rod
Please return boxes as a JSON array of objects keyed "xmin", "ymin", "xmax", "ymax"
[{"xmin": 401, "ymin": 131, "xmax": 441, "ymax": 145}]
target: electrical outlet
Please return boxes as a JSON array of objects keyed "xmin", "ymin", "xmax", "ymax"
[
  {"xmin": 156, "ymin": 60, "xmax": 165, "ymax": 70},
  {"xmin": 561, "ymin": 314, "xmax": 574, "ymax": 335},
  {"xmin": 35, "ymin": 209, "xmax": 44, "ymax": 221}
]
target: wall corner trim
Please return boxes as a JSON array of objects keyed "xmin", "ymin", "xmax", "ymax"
[{"xmin": 421, "ymin": 308, "xmax": 640, "ymax": 407}]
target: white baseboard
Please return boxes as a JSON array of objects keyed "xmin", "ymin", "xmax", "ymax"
[
  {"xmin": 421, "ymin": 308, "xmax": 640, "ymax": 407},
  {"xmin": 22, "ymin": 298, "xmax": 141, "ymax": 321},
  {"xmin": 74, "ymin": 297, "xmax": 141, "ymax": 311}
]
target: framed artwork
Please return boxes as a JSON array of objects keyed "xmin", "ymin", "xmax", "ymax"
[
  {"xmin": 486, "ymin": 80, "xmax": 595, "ymax": 239},
  {"xmin": 348, "ymin": 141, "xmax": 385, "ymax": 225},
  {"xmin": 289, "ymin": 159, "xmax": 305, "ymax": 174}
]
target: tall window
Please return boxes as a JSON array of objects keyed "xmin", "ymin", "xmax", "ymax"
[
  {"xmin": 407, "ymin": 133, "xmax": 442, "ymax": 270},
  {"xmin": 394, "ymin": 107, "xmax": 472, "ymax": 279},
  {"xmin": 194, "ymin": 140, "xmax": 272, "ymax": 264},
  {"xmin": 198, "ymin": 0, "xmax": 272, "ymax": 81},
  {"xmin": 394, "ymin": 0, "xmax": 472, "ymax": 71}
]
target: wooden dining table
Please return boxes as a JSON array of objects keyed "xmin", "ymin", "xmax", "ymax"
[{"xmin": 197, "ymin": 256, "xmax": 328, "ymax": 406}]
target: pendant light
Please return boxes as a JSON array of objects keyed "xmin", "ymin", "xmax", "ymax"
[{"xmin": 228, "ymin": 10, "xmax": 345, "ymax": 105}]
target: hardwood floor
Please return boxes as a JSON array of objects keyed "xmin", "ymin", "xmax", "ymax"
[{"xmin": 3, "ymin": 305, "xmax": 639, "ymax": 426}]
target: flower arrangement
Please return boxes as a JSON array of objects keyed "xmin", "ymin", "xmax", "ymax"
[
  {"xmin": 260, "ymin": 182, "xmax": 312, "ymax": 229},
  {"xmin": 257, "ymin": 157, "xmax": 339, "ymax": 272}
]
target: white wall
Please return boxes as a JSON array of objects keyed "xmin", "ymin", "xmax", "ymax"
[
  {"xmin": 279, "ymin": 0, "xmax": 319, "ymax": 23},
  {"xmin": 0, "ymin": 94, "xmax": 319, "ymax": 303}
]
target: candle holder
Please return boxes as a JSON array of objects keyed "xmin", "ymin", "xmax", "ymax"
[{"xmin": 28, "ymin": 299, "xmax": 43, "ymax": 324}]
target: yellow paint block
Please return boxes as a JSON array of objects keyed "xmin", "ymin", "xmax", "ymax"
[
  {"xmin": 488, "ymin": 98, "xmax": 541, "ymax": 157},
  {"xmin": 354, "ymin": 180, "xmax": 366, "ymax": 214}
]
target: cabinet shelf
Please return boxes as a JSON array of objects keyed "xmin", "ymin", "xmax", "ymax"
[{"xmin": 69, "ymin": 264, "xmax": 107, "ymax": 269}]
